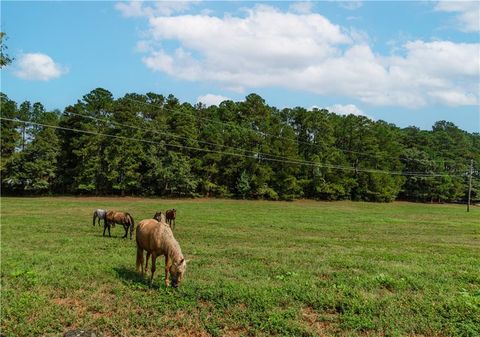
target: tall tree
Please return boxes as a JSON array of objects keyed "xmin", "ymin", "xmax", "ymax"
[
  {"xmin": 2, "ymin": 103, "xmax": 60, "ymax": 194},
  {"xmin": 0, "ymin": 32, "xmax": 13, "ymax": 68}
]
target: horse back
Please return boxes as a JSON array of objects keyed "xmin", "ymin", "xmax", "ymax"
[
  {"xmin": 136, "ymin": 219, "xmax": 170, "ymax": 254},
  {"xmin": 105, "ymin": 210, "xmax": 115, "ymax": 221}
]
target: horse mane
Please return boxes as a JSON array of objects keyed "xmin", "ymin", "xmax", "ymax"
[{"xmin": 161, "ymin": 225, "xmax": 183, "ymax": 264}]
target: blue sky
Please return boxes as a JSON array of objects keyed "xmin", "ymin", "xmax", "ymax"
[{"xmin": 2, "ymin": 1, "xmax": 479, "ymax": 132}]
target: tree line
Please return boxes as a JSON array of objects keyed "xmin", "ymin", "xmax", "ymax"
[{"xmin": 1, "ymin": 88, "xmax": 479, "ymax": 202}]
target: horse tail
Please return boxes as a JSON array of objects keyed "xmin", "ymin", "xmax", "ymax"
[
  {"xmin": 127, "ymin": 213, "xmax": 135, "ymax": 237},
  {"xmin": 92, "ymin": 211, "xmax": 97, "ymax": 226},
  {"xmin": 136, "ymin": 245, "xmax": 144, "ymax": 274}
]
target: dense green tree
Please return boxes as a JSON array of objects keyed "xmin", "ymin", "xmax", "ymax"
[
  {"xmin": 1, "ymin": 90, "xmax": 478, "ymax": 202},
  {"xmin": 0, "ymin": 93, "xmax": 18, "ymax": 157},
  {"xmin": 236, "ymin": 170, "xmax": 251, "ymax": 199},
  {"xmin": 2, "ymin": 102, "xmax": 60, "ymax": 193},
  {"xmin": 102, "ymin": 95, "xmax": 145, "ymax": 196},
  {"xmin": 17, "ymin": 101, "xmax": 32, "ymax": 151},
  {"xmin": 57, "ymin": 88, "xmax": 114, "ymax": 194}
]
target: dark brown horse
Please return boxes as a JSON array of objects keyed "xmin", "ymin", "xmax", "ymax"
[
  {"xmin": 104, "ymin": 211, "xmax": 134, "ymax": 239},
  {"xmin": 165, "ymin": 209, "xmax": 176, "ymax": 229}
]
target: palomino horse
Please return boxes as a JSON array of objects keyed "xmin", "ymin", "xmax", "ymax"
[
  {"xmin": 92, "ymin": 209, "xmax": 107, "ymax": 226},
  {"xmin": 104, "ymin": 211, "xmax": 134, "ymax": 239},
  {"xmin": 165, "ymin": 209, "xmax": 176, "ymax": 229},
  {"xmin": 136, "ymin": 218, "xmax": 186, "ymax": 288}
]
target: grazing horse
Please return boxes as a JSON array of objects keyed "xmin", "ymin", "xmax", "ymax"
[
  {"xmin": 104, "ymin": 211, "xmax": 134, "ymax": 239},
  {"xmin": 141, "ymin": 213, "xmax": 166, "ymax": 271},
  {"xmin": 165, "ymin": 209, "xmax": 177, "ymax": 229},
  {"xmin": 92, "ymin": 209, "xmax": 107, "ymax": 226},
  {"xmin": 136, "ymin": 218, "xmax": 186, "ymax": 288}
]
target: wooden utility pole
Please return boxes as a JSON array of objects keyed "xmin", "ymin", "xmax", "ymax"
[{"xmin": 467, "ymin": 159, "xmax": 473, "ymax": 212}]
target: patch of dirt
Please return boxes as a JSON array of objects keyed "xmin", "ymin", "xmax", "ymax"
[
  {"xmin": 222, "ymin": 326, "xmax": 249, "ymax": 337},
  {"xmin": 91, "ymin": 311, "xmax": 112, "ymax": 320},
  {"xmin": 52, "ymin": 297, "xmax": 88, "ymax": 318},
  {"xmin": 301, "ymin": 307, "xmax": 339, "ymax": 337}
]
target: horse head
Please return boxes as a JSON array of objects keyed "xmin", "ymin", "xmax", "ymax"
[
  {"xmin": 153, "ymin": 212, "xmax": 162, "ymax": 222},
  {"xmin": 169, "ymin": 258, "xmax": 187, "ymax": 288}
]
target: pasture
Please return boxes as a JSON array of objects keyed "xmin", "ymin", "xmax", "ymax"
[{"xmin": 1, "ymin": 197, "xmax": 479, "ymax": 337}]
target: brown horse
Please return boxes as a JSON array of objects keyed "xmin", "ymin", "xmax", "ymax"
[
  {"xmin": 153, "ymin": 212, "xmax": 164, "ymax": 222},
  {"xmin": 165, "ymin": 209, "xmax": 176, "ymax": 229},
  {"xmin": 136, "ymin": 218, "xmax": 186, "ymax": 288},
  {"xmin": 104, "ymin": 211, "xmax": 134, "ymax": 239}
]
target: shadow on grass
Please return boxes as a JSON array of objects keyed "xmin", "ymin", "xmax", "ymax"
[
  {"xmin": 113, "ymin": 266, "xmax": 161, "ymax": 290},
  {"xmin": 92, "ymin": 234, "xmax": 130, "ymax": 239}
]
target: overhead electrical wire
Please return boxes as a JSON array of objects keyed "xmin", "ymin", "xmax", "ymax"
[
  {"xmin": 122, "ymin": 97, "xmax": 451, "ymax": 164},
  {"xmin": 1, "ymin": 116, "xmax": 466, "ymax": 178},
  {"xmin": 62, "ymin": 110, "xmax": 312, "ymax": 164}
]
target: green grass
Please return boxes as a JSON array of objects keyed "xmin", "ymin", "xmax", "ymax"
[{"xmin": 1, "ymin": 197, "xmax": 479, "ymax": 337}]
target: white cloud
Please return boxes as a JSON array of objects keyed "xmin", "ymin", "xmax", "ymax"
[
  {"xmin": 120, "ymin": 4, "xmax": 480, "ymax": 108},
  {"xmin": 338, "ymin": 1, "xmax": 363, "ymax": 10},
  {"xmin": 14, "ymin": 53, "xmax": 68, "ymax": 81},
  {"xmin": 115, "ymin": 0, "xmax": 199, "ymax": 17},
  {"xmin": 115, "ymin": 1, "xmax": 145, "ymax": 17},
  {"xmin": 435, "ymin": 1, "xmax": 480, "ymax": 32},
  {"xmin": 427, "ymin": 90, "xmax": 478, "ymax": 106},
  {"xmin": 327, "ymin": 104, "xmax": 367, "ymax": 117},
  {"xmin": 197, "ymin": 94, "xmax": 231, "ymax": 107},
  {"xmin": 289, "ymin": 2, "xmax": 314, "ymax": 14}
]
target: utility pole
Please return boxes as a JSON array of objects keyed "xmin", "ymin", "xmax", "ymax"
[{"xmin": 467, "ymin": 159, "xmax": 473, "ymax": 212}]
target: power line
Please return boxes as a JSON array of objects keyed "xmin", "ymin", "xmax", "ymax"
[
  {"xmin": 63, "ymin": 109, "xmax": 460, "ymax": 175},
  {"xmin": 62, "ymin": 110, "xmax": 314, "ymax": 165},
  {"xmin": 1, "ymin": 117, "xmax": 465, "ymax": 178},
  {"xmin": 67, "ymin": 97, "xmax": 451, "ymax": 166},
  {"xmin": 122, "ymin": 97, "xmax": 451, "ymax": 164}
]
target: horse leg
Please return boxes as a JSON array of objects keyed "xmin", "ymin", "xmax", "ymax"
[
  {"xmin": 150, "ymin": 253, "xmax": 157, "ymax": 287},
  {"xmin": 136, "ymin": 247, "xmax": 144, "ymax": 275},
  {"xmin": 122, "ymin": 223, "xmax": 128, "ymax": 238},
  {"xmin": 103, "ymin": 222, "xmax": 106, "ymax": 236},
  {"xmin": 164, "ymin": 255, "xmax": 172, "ymax": 287},
  {"xmin": 145, "ymin": 252, "xmax": 151, "ymax": 272}
]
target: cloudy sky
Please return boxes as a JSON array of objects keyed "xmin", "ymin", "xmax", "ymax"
[{"xmin": 2, "ymin": 1, "xmax": 479, "ymax": 132}]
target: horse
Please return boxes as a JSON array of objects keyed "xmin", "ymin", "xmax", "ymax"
[
  {"xmin": 153, "ymin": 211, "xmax": 165, "ymax": 222},
  {"xmin": 92, "ymin": 209, "xmax": 108, "ymax": 226},
  {"xmin": 136, "ymin": 218, "xmax": 187, "ymax": 288},
  {"xmin": 139, "ymin": 213, "xmax": 167, "ymax": 271},
  {"xmin": 165, "ymin": 209, "xmax": 177, "ymax": 229},
  {"xmin": 104, "ymin": 211, "xmax": 134, "ymax": 239}
]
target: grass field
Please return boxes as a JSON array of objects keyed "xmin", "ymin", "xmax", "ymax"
[{"xmin": 1, "ymin": 197, "xmax": 479, "ymax": 337}]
